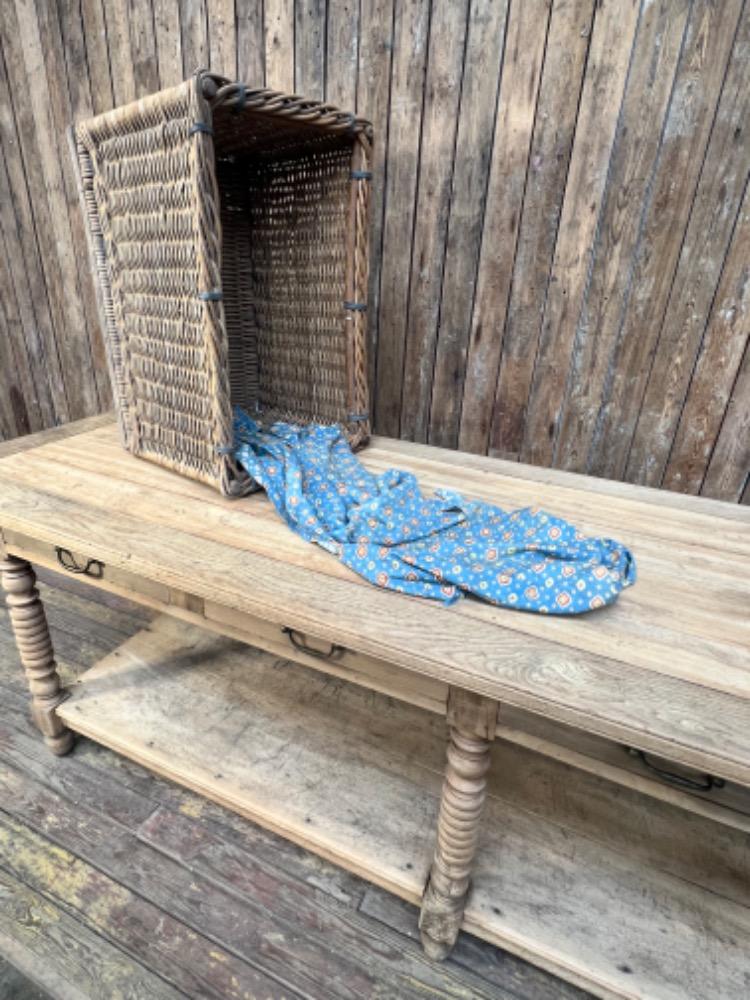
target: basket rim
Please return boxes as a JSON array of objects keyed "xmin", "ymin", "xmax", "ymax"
[{"xmin": 199, "ymin": 69, "xmax": 374, "ymax": 141}]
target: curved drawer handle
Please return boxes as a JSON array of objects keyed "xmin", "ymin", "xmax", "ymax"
[
  {"xmin": 282, "ymin": 627, "xmax": 344, "ymax": 662},
  {"xmin": 625, "ymin": 747, "xmax": 725, "ymax": 793},
  {"xmin": 55, "ymin": 546, "xmax": 104, "ymax": 579}
]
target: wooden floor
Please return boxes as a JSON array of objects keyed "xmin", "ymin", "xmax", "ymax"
[{"xmin": 0, "ymin": 568, "xmax": 590, "ymax": 1000}]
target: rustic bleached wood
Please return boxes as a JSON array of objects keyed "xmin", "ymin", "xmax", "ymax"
[
  {"xmin": 295, "ymin": 0, "xmax": 325, "ymax": 99},
  {"xmin": 236, "ymin": 0, "xmax": 263, "ymax": 85},
  {"xmin": 702, "ymin": 339, "xmax": 750, "ymax": 503},
  {"xmin": 264, "ymin": 0, "xmax": 294, "ymax": 92},
  {"xmin": 626, "ymin": 6, "xmax": 750, "ymax": 488},
  {"xmin": 356, "ymin": 0, "xmax": 395, "ymax": 399},
  {"xmin": 374, "ymin": 0, "xmax": 430, "ymax": 436},
  {"xmin": 520, "ymin": 0, "xmax": 641, "ymax": 468},
  {"xmin": 487, "ymin": 0, "xmax": 594, "ymax": 461},
  {"xmin": 1, "ymin": 0, "xmax": 747, "ymax": 503},
  {"xmin": 1, "ymin": 421, "xmax": 749, "ymax": 787},
  {"xmin": 398, "ymin": 0, "xmax": 469, "ymax": 443},
  {"xmin": 662, "ymin": 182, "xmax": 750, "ymax": 495},
  {"xmin": 178, "ymin": 0, "xmax": 209, "ymax": 78},
  {"xmin": 0, "ymin": 557, "xmax": 73, "ymax": 755},
  {"xmin": 427, "ymin": 0, "xmax": 508, "ymax": 449},
  {"xmin": 207, "ymin": 0, "xmax": 237, "ymax": 80},
  {"xmin": 420, "ymin": 688, "xmax": 498, "ymax": 959},
  {"xmin": 458, "ymin": 0, "xmax": 550, "ymax": 455},
  {"xmin": 552, "ymin": 0, "xmax": 690, "ymax": 473},
  {"xmin": 53, "ymin": 616, "xmax": 750, "ymax": 999},
  {"xmin": 590, "ymin": 0, "xmax": 744, "ymax": 482}
]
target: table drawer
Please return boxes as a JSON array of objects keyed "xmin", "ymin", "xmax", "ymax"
[
  {"xmin": 499, "ymin": 704, "xmax": 750, "ymax": 825},
  {"xmin": 1, "ymin": 528, "xmax": 170, "ymax": 604}
]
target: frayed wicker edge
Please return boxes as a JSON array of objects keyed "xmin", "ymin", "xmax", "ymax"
[{"xmin": 68, "ymin": 125, "xmax": 133, "ymax": 452}]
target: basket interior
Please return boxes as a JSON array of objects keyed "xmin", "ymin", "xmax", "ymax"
[{"xmin": 213, "ymin": 106, "xmax": 355, "ymax": 429}]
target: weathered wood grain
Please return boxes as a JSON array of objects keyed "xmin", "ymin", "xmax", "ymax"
[
  {"xmin": 207, "ymin": 0, "xmax": 237, "ymax": 79},
  {"xmin": 295, "ymin": 0, "xmax": 326, "ymax": 99},
  {"xmin": 356, "ymin": 0, "xmax": 394, "ymax": 398},
  {"xmin": 264, "ymin": 0, "xmax": 294, "ymax": 91},
  {"xmin": 33, "ymin": 0, "xmax": 112, "ymax": 409},
  {"xmin": 553, "ymin": 0, "xmax": 690, "ymax": 473},
  {"xmin": 398, "ymin": 0, "xmax": 469, "ymax": 443},
  {"xmin": 520, "ymin": 0, "xmax": 641, "ymax": 468},
  {"xmin": 0, "ymin": 0, "xmax": 747, "ymax": 503},
  {"xmin": 179, "ymin": 0, "xmax": 209, "ymax": 77},
  {"xmin": 458, "ymin": 0, "xmax": 550, "ymax": 455},
  {"xmin": 236, "ymin": 0, "xmax": 264, "ymax": 84},
  {"xmin": 626, "ymin": 7, "xmax": 750, "ymax": 487},
  {"xmin": 373, "ymin": 0, "xmax": 429, "ymax": 435},
  {"xmin": 102, "ymin": 0, "xmax": 137, "ymax": 105},
  {"xmin": 427, "ymin": 0, "xmax": 508, "ymax": 449},
  {"xmin": 1, "ymin": 425, "xmax": 749, "ymax": 786},
  {"xmin": 663, "ymin": 182, "xmax": 750, "ymax": 495},
  {"xmin": 701, "ymin": 334, "xmax": 750, "ymax": 503},
  {"xmin": 326, "ymin": 0, "xmax": 359, "ymax": 108},
  {"xmin": 590, "ymin": 0, "xmax": 745, "ymax": 481},
  {"xmin": 488, "ymin": 0, "xmax": 594, "ymax": 461},
  {"xmin": 0, "ymin": 868, "xmax": 185, "ymax": 1000},
  {"xmin": 79, "ymin": 0, "xmax": 115, "ymax": 113}
]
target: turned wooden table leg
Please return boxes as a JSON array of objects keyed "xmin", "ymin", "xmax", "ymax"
[
  {"xmin": 420, "ymin": 688, "xmax": 498, "ymax": 960},
  {"xmin": 1, "ymin": 557, "xmax": 74, "ymax": 756}
]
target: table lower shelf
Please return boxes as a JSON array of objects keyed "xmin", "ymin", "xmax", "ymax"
[{"xmin": 58, "ymin": 616, "xmax": 750, "ymax": 1000}]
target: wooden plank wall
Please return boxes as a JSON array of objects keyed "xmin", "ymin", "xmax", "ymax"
[{"xmin": 0, "ymin": 0, "xmax": 747, "ymax": 503}]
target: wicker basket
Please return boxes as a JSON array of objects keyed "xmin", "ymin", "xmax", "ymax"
[{"xmin": 73, "ymin": 71, "xmax": 372, "ymax": 496}]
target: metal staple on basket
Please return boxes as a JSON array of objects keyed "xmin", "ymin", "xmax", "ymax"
[{"xmin": 72, "ymin": 70, "xmax": 373, "ymax": 496}]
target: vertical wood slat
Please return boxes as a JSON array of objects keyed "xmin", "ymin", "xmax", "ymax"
[
  {"xmin": 207, "ymin": 0, "xmax": 237, "ymax": 79},
  {"xmin": 30, "ymin": 0, "xmax": 111, "ymax": 409},
  {"xmin": 373, "ymin": 0, "xmax": 429, "ymax": 436},
  {"xmin": 0, "ymin": 46, "xmax": 61, "ymax": 430},
  {"xmin": 552, "ymin": 0, "xmax": 691, "ymax": 474},
  {"xmin": 265, "ymin": 0, "xmax": 294, "ymax": 91},
  {"xmin": 236, "ymin": 0, "xmax": 264, "ymax": 85},
  {"xmin": 588, "ymin": 0, "xmax": 745, "ymax": 481},
  {"xmin": 0, "ymin": 0, "xmax": 747, "ymax": 504},
  {"xmin": 486, "ymin": 0, "xmax": 594, "ymax": 463},
  {"xmin": 295, "ymin": 0, "xmax": 326, "ymax": 99},
  {"xmin": 179, "ymin": 0, "xmax": 209, "ymax": 76},
  {"xmin": 457, "ymin": 0, "xmax": 552, "ymax": 455},
  {"xmin": 427, "ymin": 0, "xmax": 509, "ymax": 450},
  {"xmin": 519, "ymin": 0, "xmax": 642, "ymax": 468},
  {"xmin": 663, "ymin": 181, "xmax": 750, "ymax": 496},
  {"xmin": 398, "ymin": 0, "xmax": 469, "ymax": 443},
  {"xmin": 701, "ymin": 334, "xmax": 750, "ymax": 503},
  {"xmin": 326, "ymin": 0, "xmax": 358, "ymax": 108},
  {"xmin": 154, "ymin": 0, "xmax": 184, "ymax": 87},
  {"xmin": 356, "ymin": 0, "xmax": 394, "ymax": 400},
  {"xmin": 2, "ymin": 0, "xmax": 99, "ymax": 422},
  {"xmin": 625, "ymin": 4, "xmax": 750, "ymax": 487}
]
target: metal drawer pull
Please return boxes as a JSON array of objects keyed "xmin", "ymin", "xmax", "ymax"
[
  {"xmin": 625, "ymin": 747, "xmax": 725, "ymax": 792},
  {"xmin": 55, "ymin": 546, "xmax": 104, "ymax": 579},
  {"xmin": 282, "ymin": 627, "xmax": 344, "ymax": 661}
]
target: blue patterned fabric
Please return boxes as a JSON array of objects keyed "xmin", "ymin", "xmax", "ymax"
[{"xmin": 232, "ymin": 411, "xmax": 636, "ymax": 614}]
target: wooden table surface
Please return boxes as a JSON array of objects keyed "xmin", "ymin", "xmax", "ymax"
[{"xmin": 1, "ymin": 415, "xmax": 749, "ymax": 784}]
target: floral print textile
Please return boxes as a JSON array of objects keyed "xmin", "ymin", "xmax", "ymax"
[{"xmin": 233, "ymin": 411, "xmax": 636, "ymax": 614}]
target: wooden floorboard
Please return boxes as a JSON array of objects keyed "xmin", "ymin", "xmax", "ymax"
[{"xmin": 0, "ymin": 568, "xmax": 591, "ymax": 999}]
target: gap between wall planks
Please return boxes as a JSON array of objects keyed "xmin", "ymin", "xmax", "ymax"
[{"xmin": 0, "ymin": 0, "xmax": 747, "ymax": 503}]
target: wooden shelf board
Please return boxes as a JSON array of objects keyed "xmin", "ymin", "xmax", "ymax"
[{"xmin": 58, "ymin": 617, "xmax": 750, "ymax": 1000}]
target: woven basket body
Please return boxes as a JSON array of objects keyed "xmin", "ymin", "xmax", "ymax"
[{"xmin": 74, "ymin": 73, "xmax": 372, "ymax": 495}]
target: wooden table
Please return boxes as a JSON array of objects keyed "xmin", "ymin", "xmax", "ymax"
[{"xmin": 1, "ymin": 415, "xmax": 749, "ymax": 999}]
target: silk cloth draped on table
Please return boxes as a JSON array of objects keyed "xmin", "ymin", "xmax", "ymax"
[{"xmin": 232, "ymin": 411, "xmax": 636, "ymax": 615}]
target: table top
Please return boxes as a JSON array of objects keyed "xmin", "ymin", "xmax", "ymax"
[{"xmin": 2, "ymin": 415, "xmax": 749, "ymax": 783}]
